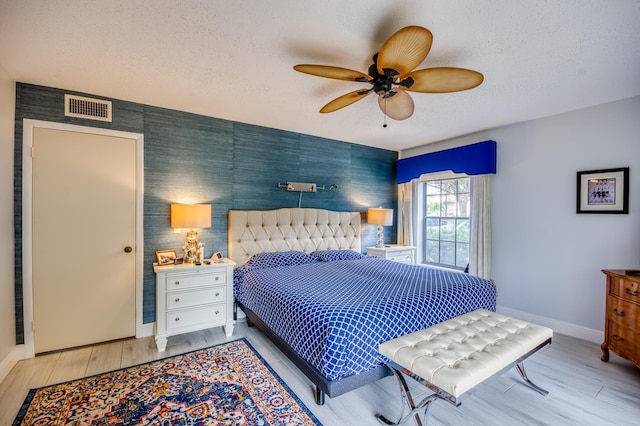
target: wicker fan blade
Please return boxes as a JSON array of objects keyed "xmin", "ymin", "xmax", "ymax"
[
  {"xmin": 294, "ymin": 64, "xmax": 370, "ymax": 81},
  {"xmin": 378, "ymin": 89, "xmax": 414, "ymax": 120},
  {"xmin": 320, "ymin": 89, "xmax": 372, "ymax": 113},
  {"xmin": 406, "ymin": 67, "xmax": 484, "ymax": 93},
  {"xmin": 377, "ymin": 26, "xmax": 433, "ymax": 78}
]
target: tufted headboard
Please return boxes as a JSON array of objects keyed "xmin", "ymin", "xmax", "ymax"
[{"xmin": 228, "ymin": 208, "xmax": 361, "ymax": 267}]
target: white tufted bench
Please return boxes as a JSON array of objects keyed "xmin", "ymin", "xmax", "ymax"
[{"xmin": 377, "ymin": 309, "xmax": 553, "ymax": 425}]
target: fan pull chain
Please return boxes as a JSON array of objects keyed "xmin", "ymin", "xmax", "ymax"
[{"xmin": 382, "ymin": 98, "xmax": 388, "ymax": 128}]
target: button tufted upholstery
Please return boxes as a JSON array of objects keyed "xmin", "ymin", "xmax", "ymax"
[
  {"xmin": 228, "ymin": 208, "xmax": 361, "ymax": 267},
  {"xmin": 379, "ymin": 309, "xmax": 553, "ymax": 399}
]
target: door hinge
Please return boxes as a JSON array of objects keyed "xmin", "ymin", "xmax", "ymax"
[
  {"xmin": 31, "ymin": 320, "xmax": 35, "ymax": 332},
  {"xmin": 31, "ymin": 147, "xmax": 35, "ymax": 158}
]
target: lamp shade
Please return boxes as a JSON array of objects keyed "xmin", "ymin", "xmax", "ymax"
[
  {"xmin": 368, "ymin": 208, "xmax": 393, "ymax": 226},
  {"xmin": 171, "ymin": 204, "xmax": 211, "ymax": 229}
]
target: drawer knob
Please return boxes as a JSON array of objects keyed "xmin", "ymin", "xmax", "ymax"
[
  {"xmin": 214, "ymin": 276, "xmax": 219, "ymax": 281},
  {"xmin": 174, "ymin": 281, "xmax": 180, "ymax": 285},
  {"xmin": 611, "ymin": 334, "xmax": 625, "ymax": 342},
  {"xmin": 175, "ymin": 297, "xmax": 180, "ymax": 302},
  {"xmin": 215, "ymin": 310, "xmax": 220, "ymax": 315},
  {"xmin": 625, "ymin": 288, "xmax": 639, "ymax": 296},
  {"xmin": 175, "ymin": 317, "xmax": 180, "ymax": 322},
  {"xmin": 613, "ymin": 308, "xmax": 625, "ymax": 317},
  {"xmin": 215, "ymin": 292, "xmax": 220, "ymax": 297}
]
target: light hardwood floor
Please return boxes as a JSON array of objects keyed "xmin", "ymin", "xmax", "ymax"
[{"xmin": 1, "ymin": 320, "xmax": 639, "ymax": 425}]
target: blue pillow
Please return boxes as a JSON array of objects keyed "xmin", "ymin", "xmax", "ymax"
[
  {"xmin": 311, "ymin": 249, "xmax": 364, "ymax": 262},
  {"xmin": 243, "ymin": 251, "xmax": 318, "ymax": 269}
]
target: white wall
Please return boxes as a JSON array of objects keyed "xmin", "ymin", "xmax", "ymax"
[
  {"xmin": 402, "ymin": 96, "xmax": 640, "ymax": 342},
  {"xmin": 0, "ymin": 66, "xmax": 17, "ymax": 380}
]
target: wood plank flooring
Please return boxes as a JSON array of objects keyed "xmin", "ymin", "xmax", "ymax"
[{"xmin": 1, "ymin": 320, "xmax": 639, "ymax": 425}]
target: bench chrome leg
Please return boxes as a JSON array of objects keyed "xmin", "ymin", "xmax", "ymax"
[
  {"xmin": 377, "ymin": 367, "xmax": 438, "ymax": 426},
  {"xmin": 516, "ymin": 362, "xmax": 549, "ymax": 396}
]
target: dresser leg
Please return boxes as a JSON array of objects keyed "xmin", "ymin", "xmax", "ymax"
[
  {"xmin": 600, "ymin": 341, "xmax": 609, "ymax": 362},
  {"xmin": 223, "ymin": 322, "xmax": 235, "ymax": 337},
  {"xmin": 156, "ymin": 336, "xmax": 168, "ymax": 352}
]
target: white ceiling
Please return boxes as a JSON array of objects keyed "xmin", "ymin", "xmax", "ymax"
[{"xmin": 1, "ymin": 0, "xmax": 639, "ymax": 151}]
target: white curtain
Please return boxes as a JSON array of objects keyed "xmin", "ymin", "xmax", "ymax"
[
  {"xmin": 469, "ymin": 174, "xmax": 491, "ymax": 279},
  {"xmin": 397, "ymin": 178, "xmax": 420, "ymax": 248}
]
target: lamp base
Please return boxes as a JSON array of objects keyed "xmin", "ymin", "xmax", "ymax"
[
  {"xmin": 182, "ymin": 229, "xmax": 204, "ymax": 263},
  {"xmin": 376, "ymin": 225, "xmax": 385, "ymax": 249}
]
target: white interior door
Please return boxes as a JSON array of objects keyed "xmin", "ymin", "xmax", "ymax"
[{"xmin": 32, "ymin": 127, "xmax": 136, "ymax": 353}]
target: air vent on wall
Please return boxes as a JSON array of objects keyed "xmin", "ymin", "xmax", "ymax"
[{"xmin": 64, "ymin": 94, "xmax": 112, "ymax": 122}]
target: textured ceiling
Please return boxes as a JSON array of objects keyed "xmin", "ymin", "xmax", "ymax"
[{"xmin": 1, "ymin": 0, "xmax": 639, "ymax": 151}]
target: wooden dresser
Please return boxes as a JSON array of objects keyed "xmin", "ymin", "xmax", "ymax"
[{"xmin": 600, "ymin": 269, "xmax": 640, "ymax": 368}]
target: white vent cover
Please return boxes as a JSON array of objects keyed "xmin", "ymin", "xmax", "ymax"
[{"xmin": 64, "ymin": 94, "xmax": 112, "ymax": 122}]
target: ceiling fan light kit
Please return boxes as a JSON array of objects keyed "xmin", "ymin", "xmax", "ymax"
[{"xmin": 294, "ymin": 25, "xmax": 483, "ymax": 121}]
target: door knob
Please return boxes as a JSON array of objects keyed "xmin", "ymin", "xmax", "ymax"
[{"xmin": 124, "ymin": 246, "xmax": 133, "ymax": 253}]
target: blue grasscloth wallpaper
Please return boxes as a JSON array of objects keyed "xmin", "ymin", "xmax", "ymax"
[{"xmin": 13, "ymin": 83, "xmax": 397, "ymax": 343}]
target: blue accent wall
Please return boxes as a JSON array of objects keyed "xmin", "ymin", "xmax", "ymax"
[{"xmin": 13, "ymin": 83, "xmax": 397, "ymax": 343}]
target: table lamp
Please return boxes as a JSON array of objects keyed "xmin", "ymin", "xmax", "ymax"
[
  {"xmin": 368, "ymin": 207, "xmax": 393, "ymax": 248},
  {"xmin": 171, "ymin": 204, "xmax": 211, "ymax": 263}
]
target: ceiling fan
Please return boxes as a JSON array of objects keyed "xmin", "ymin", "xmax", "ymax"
[{"xmin": 294, "ymin": 26, "xmax": 483, "ymax": 121}]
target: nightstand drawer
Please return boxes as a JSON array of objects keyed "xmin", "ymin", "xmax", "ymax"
[
  {"xmin": 366, "ymin": 246, "xmax": 416, "ymax": 265},
  {"xmin": 166, "ymin": 304, "xmax": 226, "ymax": 331},
  {"xmin": 387, "ymin": 250, "xmax": 414, "ymax": 263},
  {"xmin": 166, "ymin": 270, "xmax": 226, "ymax": 290},
  {"xmin": 167, "ymin": 287, "xmax": 226, "ymax": 310}
]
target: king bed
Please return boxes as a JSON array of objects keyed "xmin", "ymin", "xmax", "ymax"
[{"xmin": 228, "ymin": 208, "xmax": 496, "ymax": 405}]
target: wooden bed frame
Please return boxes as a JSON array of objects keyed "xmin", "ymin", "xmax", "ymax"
[{"xmin": 228, "ymin": 208, "xmax": 391, "ymax": 404}]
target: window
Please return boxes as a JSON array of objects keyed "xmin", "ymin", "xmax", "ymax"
[{"xmin": 423, "ymin": 177, "xmax": 470, "ymax": 270}]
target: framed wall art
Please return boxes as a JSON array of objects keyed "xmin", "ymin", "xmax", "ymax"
[{"xmin": 576, "ymin": 167, "xmax": 629, "ymax": 214}]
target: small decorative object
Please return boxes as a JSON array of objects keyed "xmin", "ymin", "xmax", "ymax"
[
  {"xmin": 211, "ymin": 251, "xmax": 223, "ymax": 263},
  {"xmin": 155, "ymin": 250, "xmax": 178, "ymax": 265},
  {"xmin": 171, "ymin": 204, "xmax": 212, "ymax": 263},
  {"xmin": 577, "ymin": 167, "xmax": 629, "ymax": 214},
  {"xmin": 368, "ymin": 207, "xmax": 394, "ymax": 248}
]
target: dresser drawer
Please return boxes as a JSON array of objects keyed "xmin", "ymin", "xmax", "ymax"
[
  {"xmin": 610, "ymin": 278, "xmax": 640, "ymax": 304},
  {"xmin": 606, "ymin": 297, "xmax": 639, "ymax": 329},
  {"xmin": 387, "ymin": 250, "xmax": 414, "ymax": 263},
  {"xmin": 165, "ymin": 270, "xmax": 227, "ymax": 291},
  {"xmin": 166, "ymin": 304, "xmax": 226, "ymax": 331},
  {"xmin": 606, "ymin": 320, "xmax": 640, "ymax": 366},
  {"xmin": 166, "ymin": 287, "xmax": 226, "ymax": 310}
]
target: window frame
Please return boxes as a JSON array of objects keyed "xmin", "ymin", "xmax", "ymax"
[{"xmin": 421, "ymin": 175, "xmax": 470, "ymax": 271}]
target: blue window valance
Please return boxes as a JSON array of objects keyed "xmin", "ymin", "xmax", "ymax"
[{"xmin": 396, "ymin": 140, "xmax": 496, "ymax": 184}]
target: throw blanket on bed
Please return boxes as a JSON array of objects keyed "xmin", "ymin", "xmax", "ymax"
[{"xmin": 234, "ymin": 252, "xmax": 496, "ymax": 381}]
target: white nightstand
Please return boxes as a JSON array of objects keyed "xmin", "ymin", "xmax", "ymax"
[
  {"xmin": 153, "ymin": 259, "xmax": 235, "ymax": 352},
  {"xmin": 367, "ymin": 245, "xmax": 416, "ymax": 265}
]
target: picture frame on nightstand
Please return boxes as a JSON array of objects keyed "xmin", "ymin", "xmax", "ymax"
[{"xmin": 155, "ymin": 249, "xmax": 178, "ymax": 265}]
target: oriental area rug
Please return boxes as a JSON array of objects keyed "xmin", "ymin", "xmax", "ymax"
[{"xmin": 14, "ymin": 338, "xmax": 322, "ymax": 425}]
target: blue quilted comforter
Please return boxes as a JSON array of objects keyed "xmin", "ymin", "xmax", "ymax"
[{"xmin": 234, "ymin": 252, "xmax": 496, "ymax": 381}]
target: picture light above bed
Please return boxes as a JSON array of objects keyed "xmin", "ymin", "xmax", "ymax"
[
  {"xmin": 277, "ymin": 181, "xmax": 340, "ymax": 208},
  {"xmin": 277, "ymin": 182, "xmax": 339, "ymax": 192}
]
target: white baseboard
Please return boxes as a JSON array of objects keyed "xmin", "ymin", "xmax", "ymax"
[
  {"xmin": 496, "ymin": 305, "xmax": 603, "ymax": 344},
  {"xmin": 140, "ymin": 322, "xmax": 154, "ymax": 338},
  {"xmin": 0, "ymin": 347, "xmax": 19, "ymax": 383}
]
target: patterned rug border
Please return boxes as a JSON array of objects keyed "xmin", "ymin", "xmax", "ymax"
[{"xmin": 14, "ymin": 337, "xmax": 322, "ymax": 425}]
